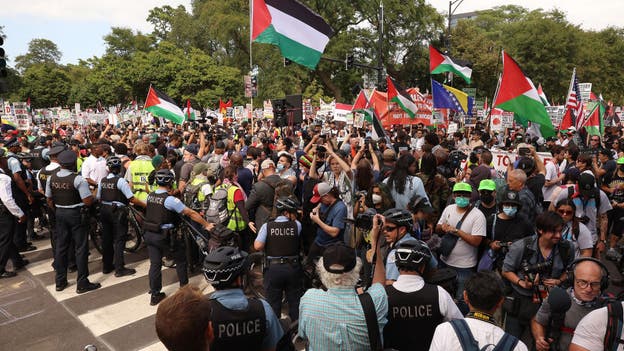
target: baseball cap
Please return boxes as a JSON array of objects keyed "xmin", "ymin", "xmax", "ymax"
[
  {"xmin": 452, "ymin": 182, "xmax": 472, "ymax": 193},
  {"xmin": 322, "ymin": 243, "xmax": 357, "ymax": 274},
  {"xmin": 48, "ymin": 142, "xmax": 67, "ymax": 156},
  {"xmin": 260, "ymin": 159, "xmax": 275, "ymax": 170},
  {"xmin": 58, "ymin": 150, "xmax": 77, "ymax": 165},
  {"xmin": 517, "ymin": 157, "xmax": 535, "ymax": 174},
  {"xmin": 478, "ymin": 179, "xmax": 497, "ymax": 192},
  {"xmin": 310, "ymin": 182, "xmax": 332, "ymax": 204},
  {"xmin": 617, "ymin": 157, "xmax": 624, "ymax": 165},
  {"xmin": 185, "ymin": 143, "xmax": 199, "ymax": 155},
  {"xmin": 578, "ymin": 173, "xmax": 595, "ymax": 198},
  {"xmin": 192, "ymin": 162, "xmax": 209, "ymax": 175},
  {"xmin": 500, "ymin": 189, "xmax": 522, "ymax": 207}
]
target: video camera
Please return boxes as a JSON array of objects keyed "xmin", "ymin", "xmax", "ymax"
[{"xmin": 448, "ymin": 150, "xmax": 467, "ymax": 170}]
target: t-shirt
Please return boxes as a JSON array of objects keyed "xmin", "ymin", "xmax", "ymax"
[
  {"xmin": 601, "ymin": 159, "xmax": 617, "ymax": 185},
  {"xmin": 437, "ymin": 205, "xmax": 487, "ymax": 268},
  {"xmin": 315, "ymin": 200, "xmax": 347, "ymax": 246},
  {"xmin": 609, "ymin": 171, "xmax": 624, "ymax": 203},
  {"xmin": 571, "ymin": 302, "xmax": 624, "ymax": 351},
  {"xmin": 561, "ymin": 221, "xmax": 594, "ymax": 258},
  {"xmin": 430, "ymin": 318, "xmax": 528, "ymax": 351},
  {"xmin": 553, "ymin": 188, "xmax": 612, "ymax": 242},
  {"xmin": 526, "ymin": 173, "xmax": 546, "ymax": 204},
  {"xmin": 487, "ymin": 215, "xmax": 534, "ymax": 243},
  {"xmin": 543, "ymin": 160, "xmax": 560, "ymax": 202}
]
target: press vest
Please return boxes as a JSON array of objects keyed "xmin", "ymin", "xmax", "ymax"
[
  {"xmin": 100, "ymin": 175, "xmax": 128, "ymax": 205},
  {"xmin": 30, "ymin": 146, "xmax": 48, "ymax": 170},
  {"xmin": 49, "ymin": 172, "xmax": 83, "ymax": 206},
  {"xmin": 38, "ymin": 166, "xmax": 59, "ymax": 192},
  {"xmin": 130, "ymin": 159, "xmax": 154, "ymax": 201},
  {"xmin": 209, "ymin": 298, "xmax": 266, "ymax": 351},
  {"xmin": 383, "ymin": 283, "xmax": 442, "ymax": 351},
  {"xmin": 265, "ymin": 220, "xmax": 299, "ymax": 257},
  {"xmin": 143, "ymin": 192, "xmax": 176, "ymax": 231}
]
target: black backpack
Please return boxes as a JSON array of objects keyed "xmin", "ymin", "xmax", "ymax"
[
  {"xmin": 449, "ymin": 319, "xmax": 519, "ymax": 351},
  {"xmin": 605, "ymin": 301, "xmax": 624, "ymax": 351}
]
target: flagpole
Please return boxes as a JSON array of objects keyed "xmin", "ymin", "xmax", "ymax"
[
  {"xmin": 249, "ymin": 0, "xmax": 254, "ymax": 134},
  {"xmin": 485, "ymin": 73, "xmax": 502, "ymax": 135}
]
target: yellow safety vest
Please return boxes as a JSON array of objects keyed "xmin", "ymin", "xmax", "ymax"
[
  {"xmin": 130, "ymin": 159, "xmax": 154, "ymax": 202},
  {"xmin": 216, "ymin": 183, "xmax": 246, "ymax": 232}
]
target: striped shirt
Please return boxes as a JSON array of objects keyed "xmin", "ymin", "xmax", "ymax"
[{"xmin": 299, "ymin": 283, "xmax": 388, "ymax": 351}]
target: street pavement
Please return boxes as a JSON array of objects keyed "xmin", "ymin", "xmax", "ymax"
[{"xmin": 0, "ymin": 233, "xmax": 212, "ymax": 351}]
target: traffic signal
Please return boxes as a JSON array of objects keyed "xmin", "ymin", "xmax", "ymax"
[
  {"xmin": 345, "ymin": 53, "xmax": 354, "ymax": 70},
  {"xmin": 0, "ymin": 37, "xmax": 6, "ymax": 78},
  {"xmin": 250, "ymin": 74, "xmax": 258, "ymax": 97},
  {"xmin": 284, "ymin": 58, "xmax": 292, "ymax": 67}
]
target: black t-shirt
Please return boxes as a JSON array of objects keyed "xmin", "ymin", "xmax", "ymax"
[
  {"xmin": 486, "ymin": 215, "xmax": 534, "ymax": 243},
  {"xmin": 478, "ymin": 202, "xmax": 498, "ymax": 220},
  {"xmin": 526, "ymin": 173, "xmax": 546, "ymax": 203},
  {"xmin": 601, "ymin": 159, "xmax": 617, "ymax": 185},
  {"xmin": 609, "ymin": 171, "xmax": 624, "ymax": 202}
]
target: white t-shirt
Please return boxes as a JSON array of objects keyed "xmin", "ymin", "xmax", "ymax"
[
  {"xmin": 437, "ymin": 205, "xmax": 486, "ymax": 268},
  {"xmin": 562, "ymin": 221, "xmax": 594, "ymax": 258},
  {"xmin": 572, "ymin": 302, "xmax": 624, "ymax": 351},
  {"xmin": 543, "ymin": 160, "xmax": 560, "ymax": 201},
  {"xmin": 429, "ymin": 318, "xmax": 528, "ymax": 351}
]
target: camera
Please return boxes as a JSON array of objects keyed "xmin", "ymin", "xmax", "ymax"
[
  {"xmin": 353, "ymin": 212, "xmax": 381, "ymax": 231},
  {"xmin": 521, "ymin": 259, "xmax": 552, "ymax": 282},
  {"xmin": 518, "ymin": 147, "xmax": 530, "ymax": 157},
  {"xmin": 449, "ymin": 150, "xmax": 467, "ymax": 170}
]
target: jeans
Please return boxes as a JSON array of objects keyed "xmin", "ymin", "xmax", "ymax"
[{"xmin": 439, "ymin": 260, "xmax": 475, "ymax": 314}]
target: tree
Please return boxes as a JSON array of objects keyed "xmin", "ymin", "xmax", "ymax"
[
  {"xmin": 14, "ymin": 39, "xmax": 62, "ymax": 72},
  {"xmin": 19, "ymin": 63, "xmax": 71, "ymax": 108},
  {"xmin": 103, "ymin": 27, "xmax": 154, "ymax": 57}
]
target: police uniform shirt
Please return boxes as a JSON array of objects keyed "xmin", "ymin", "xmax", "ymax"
[
  {"xmin": 386, "ymin": 234, "xmax": 438, "ymax": 281},
  {"xmin": 44, "ymin": 169, "xmax": 92, "ymax": 207},
  {"xmin": 430, "ymin": 318, "xmax": 528, "ymax": 351},
  {"xmin": 210, "ymin": 289, "xmax": 283, "ymax": 350},
  {"xmin": 571, "ymin": 301, "xmax": 624, "ymax": 351},
  {"xmin": 36, "ymin": 162, "xmax": 60, "ymax": 190},
  {"xmin": 255, "ymin": 215, "xmax": 302, "ymax": 258},
  {"xmin": 96, "ymin": 173, "xmax": 135, "ymax": 206},
  {"xmin": 391, "ymin": 274, "xmax": 463, "ymax": 322},
  {"xmin": 6, "ymin": 153, "xmax": 23, "ymax": 175},
  {"xmin": 0, "ymin": 169, "xmax": 25, "ymax": 218},
  {"xmin": 151, "ymin": 189, "xmax": 186, "ymax": 224}
]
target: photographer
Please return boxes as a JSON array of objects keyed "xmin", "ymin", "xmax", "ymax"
[{"xmin": 502, "ymin": 211, "xmax": 574, "ymax": 341}]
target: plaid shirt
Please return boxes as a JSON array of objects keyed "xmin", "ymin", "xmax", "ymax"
[{"xmin": 299, "ymin": 283, "xmax": 388, "ymax": 351}]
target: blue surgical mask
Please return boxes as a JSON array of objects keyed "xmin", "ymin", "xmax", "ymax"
[
  {"xmin": 455, "ymin": 197, "xmax": 470, "ymax": 208},
  {"xmin": 503, "ymin": 206, "xmax": 518, "ymax": 217},
  {"xmin": 276, "ymin": 164, "xmax": 285, "ymax": 172}
]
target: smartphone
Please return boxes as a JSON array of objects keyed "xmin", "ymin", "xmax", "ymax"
[{"xmin": 518, "ymin": 147, "xmax": 530, "ymax": 157}]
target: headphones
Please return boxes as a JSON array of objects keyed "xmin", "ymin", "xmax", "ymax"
[{"xmin": 566, "ymin": 257, "xmax": 610, "ymax": 292}]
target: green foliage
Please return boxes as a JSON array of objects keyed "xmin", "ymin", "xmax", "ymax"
[
  {"xmin": 14, "ymin": 39, "xmax": 62, "ymax": 72},
  {"xmin": 19, "ymin": 63, "xmax": 71, "ymax": 108}
]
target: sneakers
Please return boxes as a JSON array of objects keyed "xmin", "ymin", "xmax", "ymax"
[
  {"xmin": 76, "ymin": 282, "xmax": 101, "ymax": 294},
  {"xmin": 606, "ymin": 248, "xmax": 622, "ymax": 262},
  {"xmin": 115, "ymin": 268, "xmax": 136, "ymax": 277},
  {"xmin": 150, "ymin": 292, "xmax": 166, "ymax": 306}
]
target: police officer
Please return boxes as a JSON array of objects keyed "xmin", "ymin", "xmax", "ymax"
[
  {"xmin": 382, "ymin": 239, "xmax": 463, "ymax": 351},
  {"xmin": 37, "ymin": 142, "xmax": 66, "ymax": 270},
  {"xmin": 46, "ymin": 150, "xmax": 100, "ymax": 293},
  {"xmin": 143, "ymin": 169, "xmax": 214, "ymax": 306},
  {"xmin": 5, "ymin": 137, "xmax": 34, "ymax": 252},
  {"xmin": 97, "ymin": 156, "xmax": 146, "ymax": 277},
  {"xmin": 30, "ymin": 137, "xmax": 49, "ymax": 172},
  {"xmin": 0, "ymin": 149, "xmax": 28, "ymax": 278},
  {"xmin": 253, "ymin": 196, "xmax": 303, "ymax": 321},
  {"xmin": 202, "ymin": 246, "xmax": 284, "ymax": 350}
]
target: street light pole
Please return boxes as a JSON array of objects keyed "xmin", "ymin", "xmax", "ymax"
[
  {"xmin": 378, "ymin": 1, "xmax": 384, "ymax": 87},
  {"xmin": 447, "ymin": 0, "xmax": 465, "ymax": 54}
]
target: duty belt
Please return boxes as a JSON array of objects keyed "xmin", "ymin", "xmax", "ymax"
[{"xmin": 266, "ymin": 256, "xmax": 299, "ymax": 265}]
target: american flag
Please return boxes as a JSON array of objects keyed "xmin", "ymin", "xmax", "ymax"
[{"xmin": 566, "ymin": 68, "xmax": 585, "ymax": 129}]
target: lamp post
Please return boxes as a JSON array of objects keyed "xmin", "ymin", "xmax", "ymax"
[{"xmin": 447, "ymin": 0, "xmax": 465, "ymax": 54}]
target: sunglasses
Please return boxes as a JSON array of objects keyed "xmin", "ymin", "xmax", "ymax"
[
  {"xmin": 383, "ymin": 226, "xmax": 398, "ymax": 232},
  {"xmin": 591, "ymin": 139, "xmax": 600, "ymax": 142},
  {"xmin": 558, "ymin": 209, "xmax": 574, "ymax": 215}
]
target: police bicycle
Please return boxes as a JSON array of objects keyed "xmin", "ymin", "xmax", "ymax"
[{"xmin": 88, "ymin": 203, "xmax": 144, "ymax": 254}]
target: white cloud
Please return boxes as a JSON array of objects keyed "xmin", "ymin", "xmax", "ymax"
[{"xmin": 4, "ymin": 0, "xmax": 193, "ymax": 32}]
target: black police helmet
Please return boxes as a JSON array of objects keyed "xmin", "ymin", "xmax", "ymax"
[
  {"xmin": 202, "ymin": 246, "xmax": 248, "ymax": 288},
  {"xmin": 154, "ymin": 169, "xmax": 174, "ymax": 186},
  {"xmin": 382, "ymin": 208, "xmax": 413, "ymax": 229},
  {"xmin": 106, "ymin": 156, "xmax": 122, "ymax": 169},
  {"xmin": 394, "ymin": 239, "xmax": 431, "ymax": 272},
  {"xmin": 275, "ymin": 196, "xmax": 300, "ymax": 213}
]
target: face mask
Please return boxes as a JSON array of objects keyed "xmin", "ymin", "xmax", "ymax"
[
  {"xmin": 503, "ymin": 206, "xmax": 518, "ymax": 217},
  {"xmin": 455, "ymin": 196, "xmax": 470, "ymax": 208},
  {"xmin": 372, "ymin": 194, "xmax": 382, "ymax": 205},
  {"xmin": 276, "ymin": 164, "xmax": 285, "ymax": 172},
  {"xmin": 480, "ymin": 193, "xmax": 494, "ymax": 204}
]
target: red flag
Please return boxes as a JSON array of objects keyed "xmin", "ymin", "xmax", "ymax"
[
  {"xmin": 351, "ymin": 90, "xmax": 369, "ymax": 110},
  {"xmin": 186, "ymin": 99, "xmax": 191, "ymax": 120}
]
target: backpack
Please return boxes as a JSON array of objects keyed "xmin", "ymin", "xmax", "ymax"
[
  {"xmin": 183, "ymin": 179, "xmax": 209, "ymax": 209},
  {"xmin": 449, "ymin": 319, "xmax": 519, "ymax": 351},
  {"xmin": 567, "ymin": 185, "xmax": 601, "ymax": 212},
  {"xmin": 262, "ymin": 176, "xmax": 295, "ymax": 219},
  {"xmin": 205, "ymin": 184, "xmax": 231, "ymax": 225},
  {"xmin": 605, "ymin": 301, "xmax": 624, "ymax": 351}
]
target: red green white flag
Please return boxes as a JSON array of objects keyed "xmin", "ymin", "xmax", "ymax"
[
  {"xmin": 584, "ymin": 100, "xmax": 605, "ymax": 136},
  {"xmin": 252, "ymin": 0, "xmax": 334, "ymax": 70},
  {"xmin": 493, "ymin": 51, "xmax": 555, "ymax": 137},
  {"xmin": 429, "ymin": 45, "xmax": 472, "ymax": 84},
  {"xmin": 144, "ymin": 86, "xmax": 185, "ymax": 125},
  {"xmin": 387, "ymin": 76, "xmax": 417, "ymax": 118}
]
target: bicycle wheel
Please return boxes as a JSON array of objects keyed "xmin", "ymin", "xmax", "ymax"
[
  {"xmin": 124, "ymin": 213, "xmax": 142, "ymax": 252},
  {"xmin": 89, "ymin": 218, "xmax": 103, "ymax": 254},
  {"xmin": 244, "ymin": 252, "xmax": 266, "ymax": 299}
]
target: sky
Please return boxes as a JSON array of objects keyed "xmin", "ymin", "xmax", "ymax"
[{"xmin": 2, "ymin": 0, "xmax": 622, "ymax": 66}]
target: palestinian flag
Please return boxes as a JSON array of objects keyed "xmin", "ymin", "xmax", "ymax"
[
  {"xmin": 584, "ymin": 100, "xmax": 605, "ymax": 136},
  {"xmin": 144, "ymin": 86, "xmax": 185, "ymax": 125},
  {"xmin": 387, "ymin": 76, "xmax": 417, "ymax": 118},
  {"xmin": 183, "ymin": 99, "xmax": 196, "ymax": 121},
  {"xmin": 537, "ymin": 84, "xmax": 550, "ymax": 106},
  {"xmin": 252, "ymin": 0, "xmax": 334, "ymax": 70},
  {"xmin": 429, "ymin": 45, "xmax": 472, "ymax": 84},
  {"xmin": 493, "ymin": 51, "xmax": 555, "ymax": 137},
  {"xmin": 352, "ymin": 90, "xmax": 368, "ymax": 111}
]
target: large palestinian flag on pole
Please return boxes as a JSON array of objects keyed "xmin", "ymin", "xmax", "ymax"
[
  {"xmin": 387, "ymin": 76, "xmax": 417, "ymax": 118},
  {"xmin": 144, "ymin": 86, "xmax": 185, "ymax": 125},
  {"xmin": 252, "ymin": 0, "xmax": 334, "ymax": 70},
  {"xmin": 429, "ymin": 45, "xmax": 472, "ymax": 84},
  {"xmin": 493, "ymin": 51, "xmax": 555, "ymax": 137}
]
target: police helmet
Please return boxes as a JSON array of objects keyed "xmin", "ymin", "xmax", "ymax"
[
  {"xmin": 394, "ymin": 239, "xmax": 431, "ymax": 272},
  {"xmin": 155, "ymin": 169, "xmax": 175, "ymax": 186},
  {"xmin": 382, "ymin": 208, "xmax": 413, "ymax": 229},
  {"xmin": 202, "ymin": 246, "xmax": 248, "ymax": 288},
  {"xmin": 275, "ymin": 196, "xmax": 300, "ymax": 213},
  {"xmin": 106, "ymin": 156, "xmax": 122, "ymax": 170}
]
